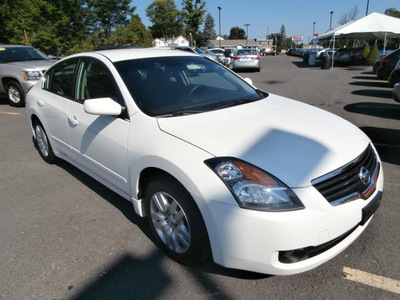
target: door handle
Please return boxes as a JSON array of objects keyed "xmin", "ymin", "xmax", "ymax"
[
  {"xmin": 68, "ymin": 115, "xmax": 79, "ymax": 126},
  {"xmin": 37, "ymin": 99, "xmax": 44, "ymax": 107}
]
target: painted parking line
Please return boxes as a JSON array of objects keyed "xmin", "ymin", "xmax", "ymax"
[
  {"xmin": 343, "ymin": 267, "xmax": 400, "ymax": 294},
  {"xmin": 0, "ymin": 111, "xmax": 20, "ymax": 115}
]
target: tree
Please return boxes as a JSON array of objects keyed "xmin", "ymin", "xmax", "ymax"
[
  {"xmin": 111, "ymin": 14, "xmax": 153, "ymax": 47},
  {"xmin": 385, "ymin": 8, "xmax": 400, "ymax": 18},
  {"xmin": 85, "ymin": 0, "xmax": 135, "ymax": 42},
  {"xmin": 0, "ymin": 0, "xmax": 87, "ymax": 55},
  {"xmin": 229, "ymin": 26, "xmax": 246, "ymax": 39},
  {"xmin": 146, "ymin": 0, "xmax": 183, "ymax": 39},
  {"xmin": 280, "ymin": 25, "xmax": 286, "ymax": 41},
  {"xmin": 339, "ymin": 5, "xmax": 359, "ymax": 25},
  {"xmin": 360, "ymin": 43, "xmax": 370, "ymax": 64},
  {"xmin": 366, "ymin": 43, "xmax": 379, "ymax": 65},
  {"xmin": 181, "ymin": 0, "xmax": 206, "ymax": 45},
  {"xmin": 200, "ymin": 13, "xmax": 216, "ymax": 46}
]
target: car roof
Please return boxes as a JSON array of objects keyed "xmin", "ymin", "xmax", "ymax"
[
  {"xmin": 69, "ymin": 48, "xmax": 198, "ymax": 63},
  {"xmin": 0, "ymin": 44, "xmax": 32, "ymax": 48}
]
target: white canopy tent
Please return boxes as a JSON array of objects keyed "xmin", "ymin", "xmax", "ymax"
[{"xmin": 314, "ymin": 12, "xmax": 400, "ymax": 67}]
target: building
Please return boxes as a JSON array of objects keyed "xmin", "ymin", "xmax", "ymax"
[{"xmin": 152, "ymin": 36, "xmax": 189, "ymax": 47}]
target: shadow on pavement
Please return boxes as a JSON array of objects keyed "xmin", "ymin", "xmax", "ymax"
[
  {"xmin": 350, "ymin": 90, "xmax": 393, "ymax": 99},
  {"xmin": 349, "ymin": 81, "xmax": 389, "ymax": 88},
  {"xmin": 70, "ymin": 251, "xmax": 269, "ymax": 300},
  {"xmin": 360, "ymin": 127, "xmax": 400, "ymax": 166},
  {"xmin": 344, "ymin": 102, "xmax": 400, "ymax": 120},
  {"xmin": 49, "ymin": 159, "xmax": 270, "ymax": 300}
]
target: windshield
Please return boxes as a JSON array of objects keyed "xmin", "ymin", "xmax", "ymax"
[
  {"xmin": 0, "ymin": 47, "xmax": 50, "ymax": 63},
  {"xmin": 115, "ymin": 56, "xmax": 266, "ymax": 117}
]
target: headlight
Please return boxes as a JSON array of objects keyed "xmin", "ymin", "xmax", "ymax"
[
  {"xmin": 206, "ymin": 158, "xmax": 304, "ymax": 212},
  {"xmin": 23, "ymin": 71, "xmax": 41, "ymax": 81}
]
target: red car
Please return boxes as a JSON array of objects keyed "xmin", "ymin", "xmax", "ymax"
[{"xmin": 260, "ymin": 48, "xmax": 278, "ymax": 56}]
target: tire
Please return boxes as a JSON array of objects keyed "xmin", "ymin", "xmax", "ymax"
[
  {"xmin": 33, "ymin": 121, "xmax": 56, "ymax": 164},
  {"xmin": 145, "ymin": 175, "xmax": 210, "ymax": 265},
  {"xmin": 388, "ymin": 73, "xmax": 400, "ymax": 88},
  {"xmin": 6, "ymin": 80, "xmax": 25, "ymax": 107}
]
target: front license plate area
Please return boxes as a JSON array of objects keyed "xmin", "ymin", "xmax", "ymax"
[{"xmin": 360, "ymin": 191, "xmax": 382, "ymax": 226}]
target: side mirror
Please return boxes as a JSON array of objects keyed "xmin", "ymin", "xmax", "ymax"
[
  {"xmin": 243, "ymin": 77, "xmax": 253, "ymax": 86},
  {"xmin": 84, "ymin": 97, "xmax": 122, "ymax": 116}
]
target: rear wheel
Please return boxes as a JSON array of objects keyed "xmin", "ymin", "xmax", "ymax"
[
  {"xmin": 6, "ymin": 80, "xmax": 25, "ymax": 107},
  {"xmin": 33, "ymin": 122, "xmax": 55, "ymax": 164},
  {"xmin": 145, "ymin": 175, "xmax": 210, "ymax": 265}
]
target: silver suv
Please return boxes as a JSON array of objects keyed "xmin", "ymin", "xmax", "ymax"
[{"xmin": 0, "ymin": 45, "xmax": 56, "ymax": 107}]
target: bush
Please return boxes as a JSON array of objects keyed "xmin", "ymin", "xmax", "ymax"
[
  {"xmin": 366, "ymin": 43, "xmax": 379, "ymax": 65},
  {"xmin": 360, "ymin": 44, "xmax": 370, "ymax": 64}
]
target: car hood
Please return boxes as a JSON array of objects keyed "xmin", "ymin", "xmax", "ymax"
[
  {"xmin": 8, "ymin": 60, "xmax": 56, "ymax": 70},
  {"xmin": 157, "ymin": 94, "xmax": 370, "ymax": 187}
]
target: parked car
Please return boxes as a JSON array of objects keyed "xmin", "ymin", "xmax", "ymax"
[
  {"xmin": 393, "ymin": 82, "xmax": 400, "ymax": 103},
  {"xmin": 26, "ymin": 49, "xmax": 383, "ymax": 275},
  {"xmin": 388, "ymin": 59, "xmax": 400, "ymax": 88},
  {"xmin": 232, "ymin": 48, "xmax": 261, "ymax": 71},
  {"xmin": 260, "ymin": 48, "xmax": 278, "ymax": 56},
  {"xmin": 0, "ymin": 44, "xmax": 56, "ymax": 106},
  {"xmin": 376, "ymin": 48, "xmax": 400, "ymax": 80},
  {"xmin": 172, "ymin": 46, "xmax": 216, "ymax": 61}
]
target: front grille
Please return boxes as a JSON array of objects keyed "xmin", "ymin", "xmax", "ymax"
[{"xmin": 312, "ymin": 144, "xmax": 380, "ymax": 206}]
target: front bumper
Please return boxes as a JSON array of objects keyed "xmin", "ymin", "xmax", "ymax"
[{"xmin": 200, "ymin": 168, "xmax": 383, "ymax": 275}]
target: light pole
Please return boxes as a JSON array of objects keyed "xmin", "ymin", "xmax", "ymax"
[
  {"xmin": 244, "ymin": 24, "xmax": 250, "ymax": 47},
  {"xmin": 312, "ymin": 21, "xmax": 316, "ymax": 44},
  {"xmin": 366, "ymin": 0, "xmax": 369, "ymax": 16},
  {"xmin": 218, "ymin": 6, "xmax": 221, "ymax": 48},
  {"xmin": 329, "ymin": 11, "xmax": 334, "ymax": 30}
]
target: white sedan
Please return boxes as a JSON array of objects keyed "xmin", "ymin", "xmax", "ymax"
[{"xmin": 26, "ymin": 49, "xmax": 383, "ymax": 275}]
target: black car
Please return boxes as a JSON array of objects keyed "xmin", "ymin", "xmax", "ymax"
[
  {"xmin": 376, "ymin": 48, "xmax": 400, "ymax": 80},
  {"xmin": 388, "ymin": 58, "xmax": 400, "ymax": 88}
]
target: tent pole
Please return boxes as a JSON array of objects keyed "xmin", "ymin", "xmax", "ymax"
[
  {"xmin": 384, "ymin": 32, "xmax": 387, "ymax": 54},
  {"xmin": 332, "ymin": 35, "xmax": 335, "ymax": 69}
]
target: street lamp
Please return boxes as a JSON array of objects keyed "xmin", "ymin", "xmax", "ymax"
[
  {"xmin": 312, "ymin": 21, "xmax": 316, "ymax": 44},
  {"xmin": 218, "ymin": 6, "xmax": 221, "ymax": 48},
  {"xmin": 329, "ymin": 11, "xmax": 334, "ymax": 30},
  {"xmin": 366, "ymin": 0, "xmax": 369, "ymax": 16},
  {"xmin": 244, "ymin": 24, "xmax": 250, "ymax": 47}
]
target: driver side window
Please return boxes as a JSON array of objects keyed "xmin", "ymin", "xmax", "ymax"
[{"xmin": 76, "ymin": 59, "xmax": 122, "ymax": 105}]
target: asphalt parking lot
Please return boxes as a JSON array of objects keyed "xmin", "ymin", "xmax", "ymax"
[{"xmin": 1, "ymin": 55, "xmax": 399, "ymax": 299}]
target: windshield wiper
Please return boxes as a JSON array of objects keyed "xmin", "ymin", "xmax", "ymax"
[
  {"xmin": 217, "ymin": 98, "xmax": 261, "ymax": 109},
  {"xmin": 157, "ymin": 109, "xmax": 204, "ymax": 117}
]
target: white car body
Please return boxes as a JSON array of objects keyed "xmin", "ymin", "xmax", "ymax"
[{"xmin": 26, "ymin": 49, "xmax": 383, "ymax": 275}]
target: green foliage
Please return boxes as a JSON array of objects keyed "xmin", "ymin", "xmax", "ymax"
[
  {"xmin": 181, "ymin": 0, "xmax": 206, "ymax": 45},
  {"xmin": 110, "ymin": 15, "xmax": 153, "ymax": 47},
  {"xmin": 0, "ymin": 0, "xmax": 152, "ymax": 55},
  {"xmin": 199, "ymin": 13, "xmax": 216, "ymax": 47},
  {"xmin": 85, "ymin": 0, "xmax": 135, "ymax": 40},
  {"xmin": 146, "ymin": 0, "xmax": 183, "ymax": 39},
  {"xmin": 360, "ymin": 44, "xmax": 370, "ymax": 64},
  {"xmin": 385, "ymin": 7, "xmax": 400, "ymax": 18},
  {"xmin": 366, "ymin": 43, "xmax": 379, "ymax": 65},
  {"xmin": 229, "ymin": 27, "xmax": 246, "ymax": 39}
]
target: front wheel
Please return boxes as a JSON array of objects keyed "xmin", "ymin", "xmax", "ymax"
[
  {"xmin": 6, "ymin": 81, "xmax": 25, "ymax": 107},
  {"xmin": 33, "ymin": 122, "xmax": 56, "ymax": 164},
  {"xmin": 145, "ymin": 175, "xmax": 210, "ymax": 265}
]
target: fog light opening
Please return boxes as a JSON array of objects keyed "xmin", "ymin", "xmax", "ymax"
[{"xmin": 279, "ymin": 248, "xmax": 309, "ymax": 263}]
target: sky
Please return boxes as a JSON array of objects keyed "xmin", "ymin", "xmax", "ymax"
[{"xmin": 134, "ymin": 0, "xmax": 399, "ymax": 43}]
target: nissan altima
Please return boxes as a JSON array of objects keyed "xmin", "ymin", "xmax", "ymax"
[{"xmin": 26, "ymin": 49, "xmax": 383, "ymax": 275}]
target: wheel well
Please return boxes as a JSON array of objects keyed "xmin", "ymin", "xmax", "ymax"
[
  {"xmin": 2, "ymin": 77, "xmax": 20, "ymax": 87},
  {"xmin": 137, "ymin": 168, "xmax": 178, "ymax": 200},
  {"xmin": 30, "ymin": 115, "xmax": 41, "ymax": 127}
]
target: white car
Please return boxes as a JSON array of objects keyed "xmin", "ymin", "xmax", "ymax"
[{"xmin": 26, "ymin": 49, "xmax": 383, "ymax": 275}]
